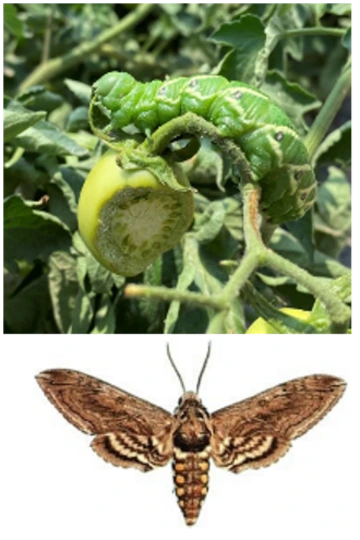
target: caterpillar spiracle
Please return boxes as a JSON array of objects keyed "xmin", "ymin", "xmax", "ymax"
[{"xmin": 90, "ymin": 72, "xmax": 317, "ymax": 225}]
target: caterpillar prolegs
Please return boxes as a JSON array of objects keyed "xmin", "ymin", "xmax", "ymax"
[{"xmin": 90, "ymin": 72, "xmax": 316, "ymax": 225}]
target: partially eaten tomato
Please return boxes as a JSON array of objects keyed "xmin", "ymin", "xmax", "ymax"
[{"xmin": 78, "ymin": 151, "xmax": 194, "ymax": 276}]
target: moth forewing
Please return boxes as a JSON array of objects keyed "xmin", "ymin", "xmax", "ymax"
[
  {"xmin": 35, "ymin": 369, "xmax": 175, "ymax": 471},
  {"xmin": 36, "ymin": 369, "xmax": 346, "ymax": 527}
]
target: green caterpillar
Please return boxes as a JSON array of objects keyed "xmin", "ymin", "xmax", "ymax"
[{"xmin": 90, "ymin": 72, "xmax": 316, "ymax": 224}]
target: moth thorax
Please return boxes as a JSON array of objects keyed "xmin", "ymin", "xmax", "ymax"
[
  {"xmin": 173, "ymin": 394, "xmax": 211, "ymax": 452},
  {"xmin": 173, "ymin": 449, "xmax": 210, "ymax": 526}
]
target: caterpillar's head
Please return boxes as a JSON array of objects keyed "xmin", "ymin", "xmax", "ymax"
[{"xmin": 94, "ymin": 71, "xmax": 136, "ymax": 100}]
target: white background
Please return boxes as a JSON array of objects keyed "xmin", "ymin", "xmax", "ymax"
[{"xmin": 1, "ymin": 336, "xmax": 358, "ymax": 540}]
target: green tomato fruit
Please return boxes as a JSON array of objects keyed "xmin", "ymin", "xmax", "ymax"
[
  {"xmin": 246, "ymin": 308, "xmax": 311, "ymax": 334},
  {"xmin": 78, "ymin": 151, "xmax": 194, "ymax": 276}
]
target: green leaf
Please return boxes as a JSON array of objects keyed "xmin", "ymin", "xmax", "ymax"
[
  {"xmin": 328, "ymin": 4, "xmax": 351, "ymax": 16},
  {"xmin": 17, "ymin": 86, "xmax": 63, "ymax": 112},
  {"xmin": 330, "ymin": 272, "xmax": 351, "ymax": 303},
  {"xmin": 165, "ymin": 234, "xmax": 232, "ymax": 333},
  {"xmin": 244, "ymin": 282, "xmax": 320, "ymax": 333},
  {"xmin": 48, "ymin": 251, "xmax": 79, "ymax": 334},
  {"xmin": 309, "ymin": 251, "xmax": 350, "ymax": 279},
  {"xmin": 14, "ymin": 118, "xmax": 88, "ymax": 157},
  {"xmin": 4, "ymin": 4, "xmax": 24, "ymax": 38},
  {"xmin": 270, "ymin": 227, "xmax": 311, "ymax": 268},
  {"xmin": 91, "ymin": 294, "xmax": 116, "ymax": 334},
  {"xmin": 194, "ymin": 200, "xmax": 226, "ymax": 244},
  {"xmin": 66, "ymin": 106, "xmax": 89, "ymax": 132},
  {"xmin": 69, "ymin": 289, "xmax": 95, "ymax": 334},
  {"xmin": 64, "ymin": 79, "xmax": 92, "ymax": 105},
  {"xmin": 4, "ymin": 195, "xmax": 71, "ymax": 269},
  {"xmin": 286, "ymin": 210, "xmax": 315, "ymax": 264},
  {"xmin": 74, "ymin": 234, "xmax": 125, "ymax": 294},
  {"xmin": 6, "ymin": 100, "xmax": 88, "ymax": 157},
  {"xmin": 316, "ymin": 167, "xmax": 351, "ymax": 233},
  {"xmin": 4, "ymin": 274, "xmax": 52, "ymax": 333},
  {"xmin": 313, "ymin": 121, "xmax": 351, "ymax": 168},
  {"xmin": 310, "ymin": 273, "xmax": 351, "ymax": 331},
  {"xmin": 48, "ymin": 166, "xmax": 85, "ymax": 231},
  {"xmin": 342, "ymin": 27, "xmax": 351, "ymax": 53},
  {"xmin": 135, "ymin": 255, "xmax": 170, "ymax": 333},
  {"xmin": 270, "ymin": 227, "xmax": 350, "ymax": 278},
  {"xmin": 85, "ymin": 249, "xmax": 119, "ymax": 293},
  {"xmin": 261, "ymin": 70, "xmax": 321, "ymax": 133},
  {"xmin": 211, "ymin": 15, "xmax": 266, "ymax": 83},
  {"xmin": 313, "ymin": 167, "xmax": 351, "ymax": 260},
  {"xmin": 254, "ymin": 4, "xmax": 313, "ymax": 85},
  {"xmin": 4, "ymin": 109, "xmax": 46, "ymax": 141},
  {"xmin": 164, "ymin": 241, "xmax": 197, "ymax": 334},
  {"xmin": 159, "ymin": 4, "xmax": 183, "ymax": 16},
  {"xmin": 223, "ymin": 195, "xmax": 244, "ymax": 243}
]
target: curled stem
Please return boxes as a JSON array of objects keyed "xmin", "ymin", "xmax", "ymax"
[{"xmin": 141, "ymin": 112, "xmax": 253, "ymax": 184}]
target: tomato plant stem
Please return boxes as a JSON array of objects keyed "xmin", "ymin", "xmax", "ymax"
[
  {"xmin": 220, "ymin": 183, "xmax": 264, "ymax": 304},
  {"xmin": 41, "ymin": 5, "xmax": 54, "ymax": 64},
  {"xmin": 304, "ymin": 64, "xmax": 351, "ymax": 159},
  {"xmin": 281, "ymin": 27, "xmax": 346, "ymax": 39},
  {"xmin": 124, "ymin": 284, "xmax": 226, "ymax": 311}
]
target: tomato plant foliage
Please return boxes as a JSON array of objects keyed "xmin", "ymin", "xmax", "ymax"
[{"xmin": 4, "ymin": 4, "xmax": 351, "ymax": 334}]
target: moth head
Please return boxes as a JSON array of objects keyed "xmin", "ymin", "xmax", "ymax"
[{"xmin": 176, "ymin": 391, "xmax": 203, "ymax": 410}]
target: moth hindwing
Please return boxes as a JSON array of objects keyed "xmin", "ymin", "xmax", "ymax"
[{"xmin": 36, "ymin": 369, "xmax": 345, "ymax": 526}]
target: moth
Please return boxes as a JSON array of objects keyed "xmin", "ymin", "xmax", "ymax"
[
  {"xmin": 36, "ymin": 345, "xmax": 345, "ymax": 526},
  {"xmin": 90, "ymin": 72, "xmax": 316, "ymax": 225}
]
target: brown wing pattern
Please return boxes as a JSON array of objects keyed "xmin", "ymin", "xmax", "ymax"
[
  {"xmin": 210, "ymin": 375, "xmax": 346, "ymax": 473},
  {"xmin": 36, "ymin": 369, "xmax": 174, "ymax": 471}
]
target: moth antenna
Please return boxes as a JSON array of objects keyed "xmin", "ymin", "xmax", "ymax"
[
  {"xmin": 166, "ymin": 344, "xmax": 186, "ymax": 393},
  {"xmin": 196, "ymin": 342, "xmax": 211, "ymax": 394}
]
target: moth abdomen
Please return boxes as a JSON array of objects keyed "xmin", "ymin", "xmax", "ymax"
[{"xmin": 173, "ymin": 450, "xmax": 210, "ymax": 526}]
